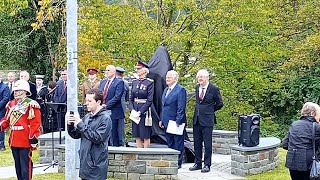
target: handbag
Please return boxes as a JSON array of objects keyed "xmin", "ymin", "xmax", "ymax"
[{"xmin": 310, "ymin": 122, "xmax": 320, "ymax": 180}]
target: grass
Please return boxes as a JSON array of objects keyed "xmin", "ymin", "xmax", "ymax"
[
  {"xmin": 0, "ymin": 131, "xmax": 39, "ymax": 167},
  {"xmin": 247, "ymin": 148, "xmax": 290, "ymax": 180},
  {"xmin": 1, "ymin": 173, "xmax": 122, "ymax": 180}
]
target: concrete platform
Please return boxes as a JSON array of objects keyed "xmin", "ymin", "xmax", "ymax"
[{"xmin": 0, "ymin": 163, "xmax": 58, "ymax": 179}]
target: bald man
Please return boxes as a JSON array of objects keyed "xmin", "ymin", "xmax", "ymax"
[
  {"xmin": 99, "ymin": 65, "xmax": 125, "ymax": 147},
  {"xmin": 19, "ymin": 71, "xmax": 37, "ymax": 100}
]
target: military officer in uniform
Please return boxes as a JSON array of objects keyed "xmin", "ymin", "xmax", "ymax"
[
  {"xmin": 129, "ymin": 61, "xmax": 154, "ymax": 148},
  {"xmin": 80, "ymin": 68, "xmax": 100, "ymax": 104},
  {"xmin": 0, "ymin": 79, "xmax": 41, "ymax": 180},
  {"xmin": 35, "ymin": 75, "xmax": 47, "ymax": 127}
]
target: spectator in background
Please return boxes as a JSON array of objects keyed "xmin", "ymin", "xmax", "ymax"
[
  {"xmin": 19, "ymin": 70, "xmax": 37, "ymax": 100},
  {"xmin": 189, "ymin": 69, "xmax": 223, "ymax": 173},
  {"xmin": 35, "ymin": 75, "xmax": 47, "ymax": 127},
  {"xmin": 159, "ymin": 70, "xmax": 187, "ymax": 169},
  {"xmin": 43, "ymin": 81, "xmax": 57, "ymax": 134},
  {"xmin": 81, "ymin": 68, "xmax": 100, "ymax": 104},
  {"xmin": 7, "ymin": 71, "xmax": 16, "ymax": 93},
  {"xmin": 67, "ymin": 88, "xmax": 111, "ymax": 180},
  {"xmin": 129, "ymin": 61, "xmax": 154, "ymax": 148},
  {"xmin": 283, "ymin": 102, "xmax": 320, "ymax": 180},
  {"xmin": 53, "ymin": 68, "xmax": 67, "ymax": 130},
  {"xmin": 0, "ymin": 73, "xmax": 10, "ymax": 151},
  {"xmin": 99, "ymin": 65, "xmax": 124, "ymax": 147}
]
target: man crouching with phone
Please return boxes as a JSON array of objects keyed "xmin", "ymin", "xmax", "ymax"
[{"xmin": 66, "ymin": 88, "xmax": 112, "ymax": 180}]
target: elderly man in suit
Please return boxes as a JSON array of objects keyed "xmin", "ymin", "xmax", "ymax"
[
  {"xmin": 0, "ymin": 73, "xmax": 10, "ymax": 151},
  {"xmin": 99, "ymin": 65, "xmax": 124, "ymax": 147},
  {"xmin": 189, "ymin": 69, "xmax": 223, "ymax": 173},
  {"xmin": 159, "ymin": 70, "xmax": 187, "ymax": 169},
  {"xmin": 19, "ymin": 70, "xmax": 37, "ymax": 100}
]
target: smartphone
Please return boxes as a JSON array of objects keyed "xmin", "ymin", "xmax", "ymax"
[{"xmin": 70, "ymin": 111, "xmax": 74, "ymax": 125}]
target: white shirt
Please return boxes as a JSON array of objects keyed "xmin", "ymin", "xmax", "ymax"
[{"xmin": 198, "ymin": 83, "xmax": 209, "ymax": 99}]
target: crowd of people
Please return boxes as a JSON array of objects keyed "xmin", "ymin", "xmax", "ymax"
[{"xmin": 0, "ymin": 62, "xmax": 226, "ymax": 179}]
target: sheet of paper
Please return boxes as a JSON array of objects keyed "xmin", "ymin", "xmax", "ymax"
[
  {"xmin": 166, "ymin": 120, "xmax": 185, "ymax": 135},
  {"xmin": 129, "ymin": 110, "xmax": 141, "ymax": 124}
]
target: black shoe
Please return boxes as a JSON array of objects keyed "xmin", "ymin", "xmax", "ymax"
[
  {"xmin": 189, "ymin": 164, "xmax": 202, "ymax": 171},
  {"xmin": 201, "ymin": 165, "xmax": 210, "ymax": 173}
]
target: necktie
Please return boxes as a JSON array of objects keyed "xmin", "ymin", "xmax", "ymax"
[
  {"xmin": 9, "ymin": 83, "xmax": 12, "ymax": 92},
  {"xmin": 103, "ymin": 80, "xmax": 111, "ymax": 104},
  {"xmin": 199, "ymin": 87, "xmax": 205, "ymax": 101},
  {"xmin": 165, "ymin": 88, "xmax": 171, "ymax": 98},
  {"xmin": 64, "ymin": 81, "xmax": 67, "ymax": 90}
]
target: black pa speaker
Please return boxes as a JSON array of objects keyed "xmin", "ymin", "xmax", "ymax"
[{"xmin": 238, "ymin": 114, "xmax": 260, "ymax": 147}]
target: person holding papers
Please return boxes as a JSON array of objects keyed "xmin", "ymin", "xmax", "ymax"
[
  {"xmin": 159, "ymin": 70, "xmax": 187, "ymax": 169},
  {"xmin": 129, "ymin": 61, "xmax": 154, "ymax": 148}
]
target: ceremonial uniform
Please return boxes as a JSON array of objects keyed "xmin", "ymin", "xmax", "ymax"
[
  {"xmin": 0, "ymin": 98, "xmax": 41, "ymax": 180},
  {"xmin": 37, "ymin": 84, "xmax": 47, "ymax": 126},
  {"xmin": 129, "ymin": 78, "xmax": 154, "ymax": 139},
  {"xmin": 81, "ymin": 79, "xmax": 100, "ymax": 104}
]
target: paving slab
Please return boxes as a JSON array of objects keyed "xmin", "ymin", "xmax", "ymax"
[{"xmin": 0, "ymin": 164, "xmax": 58, "ymax": 179}]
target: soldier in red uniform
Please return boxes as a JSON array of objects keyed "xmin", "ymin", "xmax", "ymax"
[{"xmin": 0, "ymin": 79, "xmax": 41, "ymax": 180}]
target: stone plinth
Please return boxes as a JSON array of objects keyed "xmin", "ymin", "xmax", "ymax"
[
  {"xmin": 230, "ymin": 137, "xmax": 280, "ymax": 176},
  {"xmin": 57, "ymin": 146, "xmax": 180, "ymax": 180},
  {"xmin": 186, "ymin": 128, "xmax": 238, "ymax": 155},
  {"xmin": 38, "ymin": 131, "xmax": 66, "ymax": 164}
]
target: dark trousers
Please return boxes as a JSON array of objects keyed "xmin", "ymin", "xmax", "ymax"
[
  {"xmin": 193, "ymin": 120, "xmax": 213, "ymax": 167},
  {"xmin": 165, "ymin": 131, "xmax": 184, "ymax": 167},
  {"xmin": 0, "ymin": 131, "xmax": 5, "ymax": 149},
  {"xmin": 289, "ymin": 169, "xmax": 310, "ymax": 180},
  {"xmin": 11, "ymin": 147, "xmax": 33, "ymax": 180},
  {"xmin": 111, "ymin": 118, "xmax": 125, "ymax": 147}
]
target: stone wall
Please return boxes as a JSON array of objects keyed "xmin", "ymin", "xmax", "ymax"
[
  {"xmin": 38, "ymin": 132, "xmax": 66, "ymax": 164},
  {"xmin": 186, "ymin": 128, "xmax": 238, "ymax": 155},
  {"xmin": 57, "ymin": 146, "xmax": 179, "ymax": 180},
  {"xmin": 230, "ymin": 137, "xmax": 280, "ymax": 176}
]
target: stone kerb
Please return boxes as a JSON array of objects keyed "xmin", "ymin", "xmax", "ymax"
[
  {"xmin": 38, "ymin": 131, "xmax": 66, "ymax": 164},
  {"xmin": 230, "ymin": 137, "xmax": 281, "ymax": 177},
  {"xmin": 57, "ymin": 146, "xmax": 180, "ymax": 180},
  {"xmin": 186, "ymin": 128, "xmax": 238, "ymax": 155}
]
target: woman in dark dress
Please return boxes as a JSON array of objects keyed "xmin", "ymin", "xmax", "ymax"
[{"xmin": 129, "ymin": 61, "xmax": 154, "ymax": 148}]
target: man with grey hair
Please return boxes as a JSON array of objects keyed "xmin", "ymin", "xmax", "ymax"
[
  {"xmin": 159, "ymin": 70, "xmax": 187, "ymax": 168},
  {"xmin": 19, "ymin": 70, "xmax": 37, "ymax": 100},
  {"xmin": 189, "ymin": 69, "xmax": 223, "ymax": 173}
]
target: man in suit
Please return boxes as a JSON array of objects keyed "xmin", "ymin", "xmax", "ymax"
[
  {"xmin": 99, "ymin": 65, "xmax": 124, "ymax": 146},
  {"xmin": 53, "ymin": 68, "xmax": 68, "ymax": 130},
  {"xmin": 189, "ymin": 69, "xmax": 223, "ymax": 173},
  {"xmin": 7, "ymin": 71, "xmax": 16, "ymax": 93},
  {"xmin": 0, "ymin": 73, "xmax": 10, "ymax": 151},
  {"xmin": 19, "ymin": 70, "xmax": 37, "ymax": 100},
  {"xmin": 159, "ymin": 70, "xmax": 187, "ymax": 169}
]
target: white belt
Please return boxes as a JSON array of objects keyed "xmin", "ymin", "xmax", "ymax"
[
  {"xmin": 11, "ymin": 125, "xmax": 29, "ymax": 131},
  {"xmin": 134, "ymin": 98, "xmax": 147, "ymax": 104}
]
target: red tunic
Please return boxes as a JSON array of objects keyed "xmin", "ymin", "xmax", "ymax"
[{"xmin": 0, "ymin": 98, "xmax": 41, "ymax": 150}]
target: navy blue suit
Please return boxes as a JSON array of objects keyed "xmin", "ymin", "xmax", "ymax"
[
  {"xmin": 161, "ymin": 83, "xmax": 187, "ymax": 167},
  {"xmin": 100, "ymin": 78, "xmax": 124, "ymax": 146},
  {"xmin": 0, "ymin": 82, "xmax": 10, "ymax": 149},
  {"xmin": 192, "ymin": 83, "xmax": 223, "ymax": 168},
  {"xmin": 53, "ymin": 80, "xmax": 67, "ymax": 130}
]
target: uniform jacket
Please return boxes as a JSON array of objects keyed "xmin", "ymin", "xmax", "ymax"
[
  {"xmin": 0, "ymin": 98, "xmax": 41, "ymax": 150},
  {"xmin": 67, "ymin": 108, "xmax": 112, "ymax": 180},
  {"xmin": 161, "ymin": 83, "xmax": 187, "ymax": 127},
  {"xmin": 0, "ymin": 82, "xmax": 10, "ymax": 118},
  {"xmin": 129, "ymin": 78, "xmax": 154, "ymax": 114},
  {"xmin": 283, "ymin": 116, "xmax": 320, "ymax": 171},
  {"xmin": 192, "ymin": 83, "xmax": 223, "ymax": 127},
  {"xmin": 29, "ymin": 82, "xmax": 37, "ymax": 100},
  {"xmin": 99, "ymin": 78, "xmax": 124, "ymax": 120},
  {"xmin": 53, "ymin": 80, "xmax": 67, "ymax": 103},
  {"xmin": 81, "ymin": 78, "xmax": 100, "ymax": 104}
]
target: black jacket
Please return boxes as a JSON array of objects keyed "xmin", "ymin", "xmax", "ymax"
[
  {"xmin": 67, "ymin": 108, "xmax": 112, "ymax": 180},
  {"xmin": 283, "ymin": 116, "xmax": 320, "ymax": 171}
]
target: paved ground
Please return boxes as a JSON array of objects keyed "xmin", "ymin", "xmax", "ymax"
[
  {"xmin": 0, "ymin": 154, "xmax": 243, "ymax": 180},
  {"xmin": 0, "ymin": 164, "xmax": 58, "ymax": 179},
  {"xmin": 178, "ymin": 154, "xmax": 244, "ymax": 180}
]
